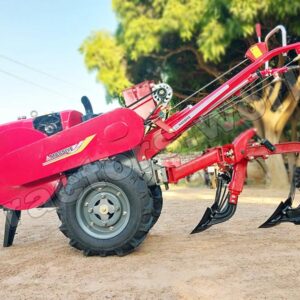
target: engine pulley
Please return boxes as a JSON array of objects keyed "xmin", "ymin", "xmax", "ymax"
[{"xmin": 152, "ymin": 83, "xmax": 173, "ymax": 107}]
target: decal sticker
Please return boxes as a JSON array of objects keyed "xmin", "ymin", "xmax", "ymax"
[
  {"xmin": 250, "ymin": 45, "xmax": 263, "ymax": 59},
  {"xmin": 43, "ymin": 135, "xmax": 96, "ymax": 166},
  {"xmin": 172, "ymin": 85, "xmax": 229, "ymax": 131}
]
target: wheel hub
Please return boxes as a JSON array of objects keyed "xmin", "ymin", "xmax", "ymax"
[
  {"xmin": 99, "ymin": 204, "xmax": 109, "ymax": 215},
  {"xmin": 76, "ymin": 182, "xmax": 130, "ymax": 239}
]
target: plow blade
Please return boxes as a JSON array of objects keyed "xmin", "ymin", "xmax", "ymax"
[
  {"xmin": 260, "ymin": 170, "xmax": 300, "ymax": 228},
  {"xmin": 191, "ymin": 203, "xmax": 236, "ymax": 234},
  {"xmin": 191, "ymin": 171, "xmax": 237, "ymax": 234},
  {"xmin": 191, "ymin": 207, "xmax": 212, "ymax": 233},
  {"xmin": 259, "ymin": 198, "xmax": 300, "ymax": 228}
]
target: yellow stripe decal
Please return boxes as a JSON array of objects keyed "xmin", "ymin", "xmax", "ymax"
[{"xmin": 43, "ymin": 134, "xmax": 96, "ymax": 166}]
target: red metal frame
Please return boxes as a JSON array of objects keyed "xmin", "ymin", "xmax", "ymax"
[
  {"xmin": 166, "ymin": 129, "xmax": 300, "ymax": 204},
  {"xmin": 0, "ymin": 30, "xmax": 299, "ymax": 211},
  {"xmin": 135, "ymin": 42, "xmax": 300, "ymax": 160}
]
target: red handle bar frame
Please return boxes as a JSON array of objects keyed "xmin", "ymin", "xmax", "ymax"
[{"xmin": 136, "ymin": 42, "xmax": 300, "ymax": 160}]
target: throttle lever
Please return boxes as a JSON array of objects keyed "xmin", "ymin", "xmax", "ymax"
[
  {"xmin": 254, "ymin": 134, "xmax": 276, "ymax": 152},
  {"xmin": 260, "ymin": 138, "xmax": 276, "ymax": 152}
]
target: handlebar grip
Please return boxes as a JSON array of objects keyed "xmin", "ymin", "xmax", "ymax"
[
  {"xmin": 261, "ymin": 138, "xmax": 276, "ymax": 152},
  {"xmin": 255, "ymin": 23, "xmax": 262, "ymax": 39}
]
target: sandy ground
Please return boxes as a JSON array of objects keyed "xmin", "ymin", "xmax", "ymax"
[{"xmin": 1, "ymin": 186, "xmax": 300, "ymax": 300}]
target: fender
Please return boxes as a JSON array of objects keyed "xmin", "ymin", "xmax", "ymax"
[{"xmin": 0, "ymin": 108, "xmax": 144, "ymax": 210}]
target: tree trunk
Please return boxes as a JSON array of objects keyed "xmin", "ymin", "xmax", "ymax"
[
  {"xmin": 264, "ymin": 129, "xmax": 289, "ymax": 188},
  {"xmin": 250, "ymin": 75, "xmax": 300, "ymax": 188}
]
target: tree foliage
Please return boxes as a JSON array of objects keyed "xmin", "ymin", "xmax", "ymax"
[
  {"xmin": 81, "ymin": 0, "xmax": 300, "ymax": 98},
  {"xmin": 80, "ymin": 31, "xmax": 131, "ymax": 101},
  {"xmin": 81, "ymin": 0, "xmax": 300, "ymax": 187}
]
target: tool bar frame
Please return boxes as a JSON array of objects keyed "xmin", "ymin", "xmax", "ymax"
[{"xmin": 166, "ymin": 129, "xmax": 300, "ymax": 204}]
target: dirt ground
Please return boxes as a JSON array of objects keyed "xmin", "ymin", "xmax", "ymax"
[{"xmin": 1, "ymin": 186, "xmax": 300, "ymax": 300}]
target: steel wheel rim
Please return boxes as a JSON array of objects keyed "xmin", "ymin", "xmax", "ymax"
[{"xmin": 76, "ymin": 182, "xmax": 130, "ymax": 239}]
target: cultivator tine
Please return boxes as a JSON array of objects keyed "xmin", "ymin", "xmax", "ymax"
[
  {"xmin": 191, "ymin": 172, "xmax": 237, "ymax": 234},
  {"xmin": 191, "ymin": 203, "xmax": 237, "ymax": 234},
  {"xmin": 260, "ymin": 168, "xmax": 300, "ymax": 228},
  {"xmin": 191, "ymin": 207, "xmax": 212, "ymax": 233},
  {"xmin": 259, "ymin": 200, "xmax": 286, "ymax": 228},
  {"xmin": 259, "ymin": 198, "xmax": 300, "ymax": 228}
]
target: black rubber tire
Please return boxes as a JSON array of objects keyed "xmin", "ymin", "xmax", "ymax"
[
  {"xmin": 57, "ymin": 161, "xmax": 153, "ymax": 256},
  {"xmin": 294, "ymin": 167, "xmax": 300, "ymax": 188},
  {"xmin": 149, "ymin": 185, "xmax": 163, "ymax": 228}
]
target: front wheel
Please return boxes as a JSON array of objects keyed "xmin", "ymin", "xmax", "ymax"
[{"xmin": 57, "ymin": 161, "xmax": 153, "ymax": 256}]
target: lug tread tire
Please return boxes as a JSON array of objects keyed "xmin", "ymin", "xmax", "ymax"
[
  {"xmin": 57, "ymin": 161, "xmax": 153, "ymax": 256},
  {"xmin": 149, "ymin": 185, "xmax": 163, "ymax": 228}
]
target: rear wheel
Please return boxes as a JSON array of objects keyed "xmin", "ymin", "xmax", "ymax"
[
  {"xmin": 149, "ymin": 185, "xmax": 163, "ymax": 228},
  {"xmin": 57, "ymin": 161, "xmax": 153, "ymax": 256}
]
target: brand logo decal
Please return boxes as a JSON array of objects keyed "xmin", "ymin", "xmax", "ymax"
[{"xmin": 43, "ymin": 135, "xmax": 96, "ymax": 166}]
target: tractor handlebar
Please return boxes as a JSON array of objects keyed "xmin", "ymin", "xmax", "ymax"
[
  {"xmin": 265, "ymin": 25, "xmax": 287, "ymax": 69},
  {"xmin": 265, "ymin": 25, "xmax": 287, "ymax": 50}
]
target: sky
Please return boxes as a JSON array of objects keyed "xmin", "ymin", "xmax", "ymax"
[{"xmin": 0, "ymin": 0, "xmax": 119, "ymax": 123}]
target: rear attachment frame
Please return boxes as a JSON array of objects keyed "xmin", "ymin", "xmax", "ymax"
[{"xmin": 164, "ymin": 129, "xmax": 300, "ymax": 233}]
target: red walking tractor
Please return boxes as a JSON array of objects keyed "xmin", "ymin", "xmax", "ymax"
[{"xmin": 1, "ymin": 24, "xmax": 300, "ymax": 256}]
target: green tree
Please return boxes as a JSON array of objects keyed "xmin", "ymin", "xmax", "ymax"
[{"xmin": 81, "ymin": 0, "xmax": 300, "ymax": 187}]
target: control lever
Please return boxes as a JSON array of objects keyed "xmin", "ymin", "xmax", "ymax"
[
  {"xmin": 81, "ymin": 96, "xmax": 95, "ymax": 121},
  {"xmin": 256, "ymin": 23, "xmax": 262, "ymax": 43},
  {"xmin": 260, "ymin": 139, "xmax": 276, "ymax": 152},
  {"xmin": 255, "ymin": 135, "xmax": 276, "ymax": 152}
]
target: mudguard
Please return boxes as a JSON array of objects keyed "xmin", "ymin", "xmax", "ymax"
[{"xmin": 0, "ymin": 108, "xmax": 144, "ymax": 210}]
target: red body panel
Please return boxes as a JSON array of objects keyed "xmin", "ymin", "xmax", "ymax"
[
  {"xmin": 123, "ymin": 80, "xmax": 156, "ymax": 120},
  {"xmin": 60, "ymin": 110, "xmax": 83, "ymax": 129},
  {"xmin": 0, "ymin": 118, "xmax": 35, "ymax": 134},
  {"xmin": 0, "ymin": 108, "xmax": 144, "ymax": 210}
]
